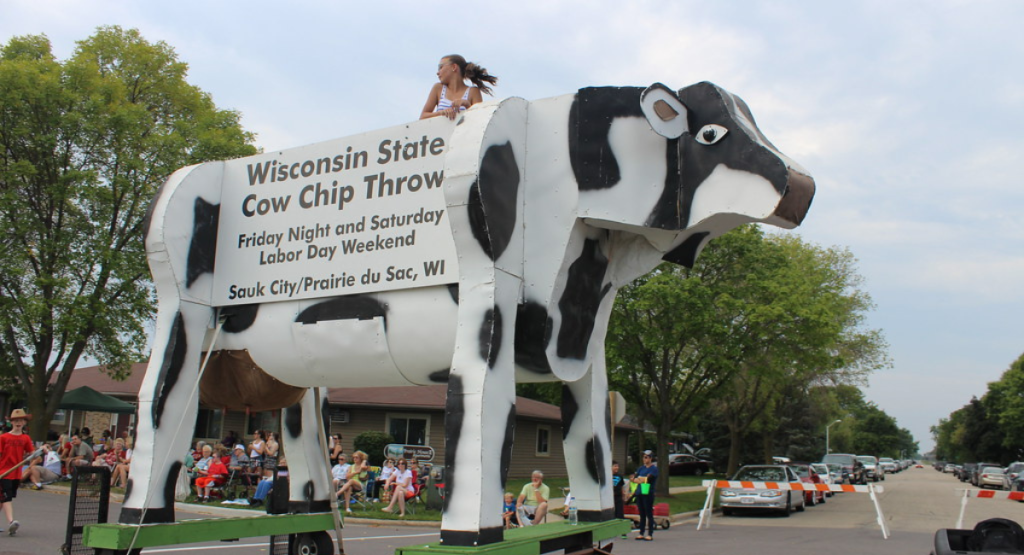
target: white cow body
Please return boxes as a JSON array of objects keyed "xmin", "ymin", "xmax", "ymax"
[{"xmin": 124, "ymin": 83, "xmax": 814, "ymax": 547}]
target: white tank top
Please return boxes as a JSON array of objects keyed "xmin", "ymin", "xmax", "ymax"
[{"xmin": 436, "ymin": 85, "xmax": 472, "ymax": 112}]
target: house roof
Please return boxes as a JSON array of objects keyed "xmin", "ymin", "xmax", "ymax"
[{"xmin": 65, "ymin": 363, "xmax": 638, "ymax": 429}]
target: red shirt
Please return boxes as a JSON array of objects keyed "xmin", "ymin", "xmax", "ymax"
[
  {"xmin": 0, "ymin": 432, "xmax": 34, "ymax": 480},
  {"xmin": 207, "ymin": 460, "xmax": 229, "ymax": 480}
]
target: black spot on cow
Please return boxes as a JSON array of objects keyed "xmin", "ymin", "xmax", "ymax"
[
  {"xmin": 514, "ymin": 301, "xmax": 553, "ymax": 374},
  {"xmin": 586, "ymin": 436, "xmax": 607, "ymax": 487},
  {"xmin": 646, "ymin": 137, "xmax": 683, "ymax": 229},
  {"xmin": 561, "ymin": 384, "xmax": 579, "ymax": 439},
  {"xmin": 478, "ymin": 307, "xmax": 502, "ymax": 369},
  {"xmin": 185, "ymin": 197, "xmax": 220, "ymax": 288},
  {"xmin": 320, "ymin": 395, "xmax": 331, "ymax": 437},
  {"xmin": 467, "ymin": 142, "xmax": 520, "ymax": 261},
  {"xmin": 153, "ymin": 312, "xmax": 187, "ymax": 429},
  {"xmin": 662, "ymin": 232, "xmax": 709, "ymax": 268},
  {"xmin": 285, "ymin": 402, "xmax": 303, "ymax": 439},
  {"xmin": 500, "ymin": 406, "xmax": 515, "ymax": 490},
  {"xmin": 569, "ymin": 87, "xmax": 645, "ymax": 191},
  {"xmin": 295, "ymin": 295, "xmax": 387, "ymax": 326},
  {"xmin": 443, "ymin": 375, "xmax": 465, "ymax": 514},
  {"xmin": 556, "ymin": 239, "xmax": 611, "ymax": 359},
  {"xmin": 220, "ymin": 303, "xmax": 260, "ymax": 333},
  {"xmin": 428, "ymin": 369, "xmax": 451, "ymax": 383}
]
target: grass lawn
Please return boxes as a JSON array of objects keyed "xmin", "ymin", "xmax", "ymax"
[{"xmin": 171, "ymin": 475, "xmax": 720, "ymax": 522}]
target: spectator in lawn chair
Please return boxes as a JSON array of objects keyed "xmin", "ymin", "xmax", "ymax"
[
  {"xmin": 195, "ymin": 450, "xmax": 229, "ymax": 503},
  {"xmin": 381, "ymin": 458, "xmax": 416, "ymax": 517},
  {"xmin": 111, "ymin": 441, "xmax": 132, "ymax": 489},
  {"xmin": 376, "ymin": 458, "xmax": 396, "ymax": 503},
  {"xmin": 337, "ymin": 451, "xmax": 369, "ymax": 514},
  {"xmin": 516, "ymin": 471, "xmax": 550, "ymax": 527},
  {"xmin": 228, "ymin": 445, "xmax": 250, "ymax": 474},
  {"xmin": 65, "ymin": 435, "xmax": 94, "ymax": 470},
  {"xmin": 331, "ymin": 454, "xmax": 350, "ymax": 491},
  {"xmin": 24, "ymin": 443, "xmax": 62, "ymax": 490}
]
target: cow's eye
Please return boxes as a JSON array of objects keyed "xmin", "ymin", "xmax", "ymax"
[{"xmin": 695, "ymin": 124, "xmax": 728, "ymax": 145}]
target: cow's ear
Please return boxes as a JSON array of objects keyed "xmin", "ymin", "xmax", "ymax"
[{"xmin": 640, "ymin": 83, "xmax": 688, "ymax": 139}]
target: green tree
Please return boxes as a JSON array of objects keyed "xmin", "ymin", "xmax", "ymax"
[
  {"xmin": 0, "ymin": 27, "xmax": 256, "ymax": 440},
  {"xmin": 707, "ymin": 232, "xmax": 886, "ymax": 474}
]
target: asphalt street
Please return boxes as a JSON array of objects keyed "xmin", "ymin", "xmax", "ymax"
[{"xmin": 0, "ymin": 467, "xmax": 1021, "ymax": 555}]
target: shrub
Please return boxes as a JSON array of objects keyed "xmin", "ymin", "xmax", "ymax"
[{"xmin": 354, "ymin": 431, "xmax": 394, "ymax": 466}]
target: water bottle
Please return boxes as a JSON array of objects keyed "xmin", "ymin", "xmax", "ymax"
[{"xmin": 568, "ymin": 497, "xmax": 578, "ymax": 525}]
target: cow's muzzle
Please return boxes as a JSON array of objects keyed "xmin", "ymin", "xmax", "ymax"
[{"xmin": 773, "ymin": 168, "xmax": 815, "ymax": 227}]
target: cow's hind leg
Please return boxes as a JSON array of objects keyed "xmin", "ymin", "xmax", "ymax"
[
  {"xmin": 121, "ymin": 300, "xmax": 212, "ymax": 523},
  {"xmin": 562, "ymin": 353, "xmax": 615, "ymax": 522},
  {"xmin": 281, "ymin": 389, "xmax": 332, "ymax": 514}
]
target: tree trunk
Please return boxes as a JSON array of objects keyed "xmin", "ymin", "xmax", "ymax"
[
  {"xmin": 762, "ymin": 430, "xmax": 778, "ymax": 464},
  {"xmin": 727, "ymin": 425, "xmax": 742, "ymax": 477}
]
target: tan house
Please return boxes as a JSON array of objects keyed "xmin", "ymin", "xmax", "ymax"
[{"xmin": 60, "ymin": 364, "xmax": 636, "ymax": 479}]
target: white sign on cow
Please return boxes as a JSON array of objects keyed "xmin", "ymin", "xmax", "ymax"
[{"xmin": 213, "ymin": 118, "xmax": 459, "ymax": 306}]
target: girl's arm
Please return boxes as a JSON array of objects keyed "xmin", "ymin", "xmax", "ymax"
[{"xmin": 420, "ymin": 84, "xmax": 443, "ymax": 119}]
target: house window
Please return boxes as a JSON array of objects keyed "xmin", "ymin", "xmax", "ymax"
[
  {"xmin": 387, "ymin": 414, "xmax": 429, "ymax": 445},
  {"xmin": 536, "ymin": 426, "xmax": 550, "ymax": 456},
  {"xmin": 195, "ymin": 408, "xmax": 223, "ymax": 439},
  {"xmin": 51, "ymin": 410, "xmax": 66, "ymax": 425},
  {"xmin": 247, "ymin": 411, "xmax": 279, "ymax": 436}
]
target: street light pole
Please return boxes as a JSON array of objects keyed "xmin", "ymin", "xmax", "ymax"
[{"xmin": 826, "ymin": 419, "xmax": 842, "ymax": 455}]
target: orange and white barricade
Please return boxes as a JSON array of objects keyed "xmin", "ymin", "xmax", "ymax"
[
  {"xmin": 956, "ymin": 489, "xmax": 1024, "ymax": 528},
  {"xmin": 698, "ymin": 480, "xmax": 889, "ymax": 538}
]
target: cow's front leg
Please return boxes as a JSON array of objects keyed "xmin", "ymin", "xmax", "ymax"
[
  {"xmin": 282, "ymin": 389, "xmax": 332, "ymax": 514},
  {"xmin": 561, "ymin": 347, "xmax": 615, "ymax": 522},
  {"xmin": 121, "ymin": 300, "xmax": 212, "ymax": 524},
  {"xmin": 440, "ymin": 270, "xmax": 520, "ymax": 546}
]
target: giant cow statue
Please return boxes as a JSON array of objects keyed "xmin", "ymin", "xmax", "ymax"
[{"xmin": 125, "ymin": 82, "xmax": 814, "ymax": 546}]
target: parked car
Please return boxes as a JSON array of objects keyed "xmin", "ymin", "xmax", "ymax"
[
  {"xmin": 668, "ymin": 453, "xmax": 712, "ymax": 476},
  {"xmin": 789, "ymin": 463, "xmax": 826, "ymax": 505},
  {"xmin": 978, "ymin": 466, "xmax": 1011, "ymax": 490},
  {"xmin": 972, "ymin": 463, "xmax": 1002, "ymax": 486},
  {"xmin": 719, "ymin": 465, "xmax": 806, "ymax": 517},
  {"xmin": 879, "ymin": 457, "xmax": 898, "ymax": 474},
  {"xmin": 821, "ymin": 453, "xmax": 866, "ymax": 485},
  {"xmin": 811, "ymin": 463, "xmax": 837, "ymax": 497},
  {"xmin": 857, "ymin": 455, "xmax": 884, "ymax": 482},
  {"xmin": 1005, "ymin": 462, "xmax": 1024, "ymax": 486},
  {"xmin": 959, "ymin": 463, "xmax": 978, "ymax": 483}
]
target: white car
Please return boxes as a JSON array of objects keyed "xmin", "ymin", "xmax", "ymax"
[
  {"xmin": 811, "ymin": 463, "xmax": 836, "ymax": 497},
  {"xmin": 879, "ymin": 457, "xmax": 897, "ymax": 474}
]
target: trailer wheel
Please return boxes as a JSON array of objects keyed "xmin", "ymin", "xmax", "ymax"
[
  {"xmin": 292, "ymin": 531, "xmax": 334, "ymax": 555},
  {"xmin": 661, "ymin": 520, "xmax": 670, "ymax": 530}
]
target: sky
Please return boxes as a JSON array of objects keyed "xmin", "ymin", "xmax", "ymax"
[{"xmin": 3, "ymin": 0, "xmax": 1023, "ymax": 454}]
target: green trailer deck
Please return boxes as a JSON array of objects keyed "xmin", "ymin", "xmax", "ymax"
[
  {"xmin": 396, "ymin": 520, "xmax": 632, "ymax": 555},
  {"xmin": 82, "ymin": 512, "xmax": 337, "ymax": 550}
]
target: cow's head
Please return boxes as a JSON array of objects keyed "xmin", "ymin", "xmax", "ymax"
[{"xmin": 569, "ymin": 82, "xmax": 814, "ymax": 266}]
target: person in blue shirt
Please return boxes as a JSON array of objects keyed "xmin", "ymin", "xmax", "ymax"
[
  {"xmin": 632, "ymin": 450, "xmax": 659, "ymax": 541},
  {"xmin": 502, "ymin": 492, "xmax": 518, "ymax": 529},
  {"xmin": 612, "ymin": 460, "xmax": 626, "ymax": 520}
]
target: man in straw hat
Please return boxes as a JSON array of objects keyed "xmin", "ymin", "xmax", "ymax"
[{"xmin": 0, "ymin": 408, "xmax": 34, "ymax": 536}]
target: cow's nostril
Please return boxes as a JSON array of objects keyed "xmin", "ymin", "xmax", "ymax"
[{"xmin": 653, "ymin": 100, "xmax": 678, "ymax": 121}]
